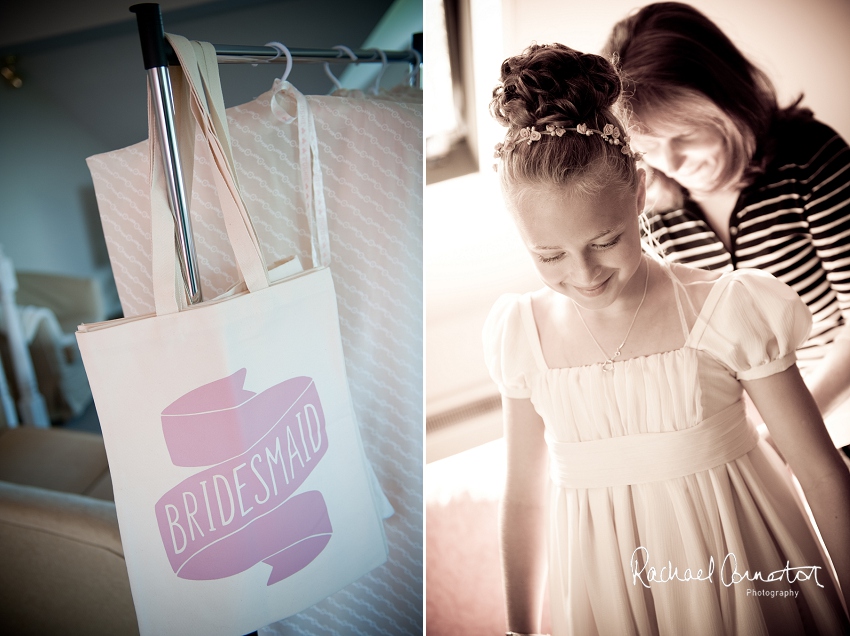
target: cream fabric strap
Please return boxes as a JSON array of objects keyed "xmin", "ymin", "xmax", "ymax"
[
  {"xmin": 168, "ymin": 35, "xmax": 269, "ymax": 290},
  {"xmin": 547, "ymin": 400, "xmax": 759, "ymax": 489},
  {"xmin": 270, "ymin": 78, "xmax": 331, "ymax": 269},
  {"xmin": 148, "ymin": 34, "xmax": 273, "ymax": 316}
]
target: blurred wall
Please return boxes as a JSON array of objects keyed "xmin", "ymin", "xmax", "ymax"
[{"xmin": 0, "ymin": 84, "xmax": 111, "ymax": 275}]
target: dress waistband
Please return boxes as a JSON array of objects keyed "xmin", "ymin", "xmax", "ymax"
[{"xmin": 548, "ymin": 401, "xmax": 758, "ymax": 489}]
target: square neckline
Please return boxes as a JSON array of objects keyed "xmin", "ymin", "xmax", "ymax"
[{"xmin": 519, "ymin": 268, "xmax": 737, "ymax": 372}]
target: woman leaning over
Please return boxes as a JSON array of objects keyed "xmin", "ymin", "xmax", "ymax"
[{"xmin": 603, "ymin": 2, "xmax": 850, "ymax": 449}]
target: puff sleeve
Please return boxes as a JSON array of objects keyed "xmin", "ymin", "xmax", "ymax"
[
  {"xmin": 696, "ymin": 269, "xmax": 813, "ymax": 381},
  {"xmin": 482, "ymin": 294, "xmax": 535, "ymax": 399}
]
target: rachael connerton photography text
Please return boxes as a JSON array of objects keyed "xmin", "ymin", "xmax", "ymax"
[{"xmin": 630, "ymin": 547, "xmax": 825, "ymax": 590}]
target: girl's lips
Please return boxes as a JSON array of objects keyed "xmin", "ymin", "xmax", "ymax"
[{"xmin": 572, "ymin": 276, "xmax": 611, "ymax": 297}]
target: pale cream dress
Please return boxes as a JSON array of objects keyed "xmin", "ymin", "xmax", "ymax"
[{"xmin": 484, "ymin": 267, "xmax": 848, "ymax": 635}]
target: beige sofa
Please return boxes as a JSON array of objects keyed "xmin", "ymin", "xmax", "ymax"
[{"xmin": 0, "ymin": 425, "xmax": 138, "ymax": 634}]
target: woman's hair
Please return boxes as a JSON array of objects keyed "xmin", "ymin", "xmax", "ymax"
[
  {"xmin": 603, "ymin": 2, "xmax": 811, "ymax": 192},
  {"xmin": 490, "ymin": 43, "xmax": 640, "ymax": 203}
]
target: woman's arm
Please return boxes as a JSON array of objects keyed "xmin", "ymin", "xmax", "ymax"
[
  {"xmin": 804, "ymin": 328, "xmax": 850, "ymax": 417},
  {"xmin": 742, "ymin": 365, "xmax": 850, "ymax": 611},
  {"xmin": 802, "ymin": 127, "xmax": 850, "ymax": 442},
  {"xmin": 500, "ymin": 396, "xmax": 550, "ymax": 634}
]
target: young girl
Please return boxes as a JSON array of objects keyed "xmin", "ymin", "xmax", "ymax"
[{"xmin": 485, "ymin": 43, "xmax": 850, "ymax": 635}]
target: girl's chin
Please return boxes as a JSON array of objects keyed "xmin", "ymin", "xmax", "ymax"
[
  {"xmin": 561, "ymin": 281, "xmax": 620, "ymax": 311},
  {"xmin": 545, "ymin": 282, "xmax": 606, "ymax": 306}
]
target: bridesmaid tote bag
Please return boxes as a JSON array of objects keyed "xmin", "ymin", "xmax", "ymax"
[{"xmin": 76, "ymin": 35, "xmax": 387, "ymax": 636}]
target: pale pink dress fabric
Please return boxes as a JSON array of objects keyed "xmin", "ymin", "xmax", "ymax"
[{"xmin": 484, "ymin": 267, "xmax": 848, "ymax": 635}]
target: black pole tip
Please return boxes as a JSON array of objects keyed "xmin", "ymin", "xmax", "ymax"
[
  {"xmin": 130, "ymin": 3, "xmax": 169, "ymax": 69},
  {"xmin": 129, "ymin": 3, "xmax": 160, "ymax": 17}
]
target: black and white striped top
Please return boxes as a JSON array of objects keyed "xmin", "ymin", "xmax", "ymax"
[{"xmin": 647, "ymin": 118, "xmax": 850, "ymax": 369}]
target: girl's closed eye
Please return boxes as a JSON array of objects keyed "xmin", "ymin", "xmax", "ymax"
[
  {"xmin": 537, "ymin": 236, "xmax": 621, "ymax": 263},
  {"xmin": 538, "ymin": 253, "xmax": 565, "ymax": 264},
  {"xmin": 592, "ymin": 235, "xmax": 621, "ymax": 250}
]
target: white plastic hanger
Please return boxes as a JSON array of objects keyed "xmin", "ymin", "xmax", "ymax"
[
  {"xmin": 405, "ymin": 48, "xmax": 421, "ymax": 87},
  {"xmin": 323, "ymin": 45, "xmax": 358, "ymax": 92},
  {"xmin": 251, "ymin": 43, "xmax": 281, "ymax": 67},
  {"xmin": 264, "ymin": 41, "xmax": 293, "ymax": 83},
  {"xmin": 368, "ymin": 48, "xmax": 388, "ymax": 96}
]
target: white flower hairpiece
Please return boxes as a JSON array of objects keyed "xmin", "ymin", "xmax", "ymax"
[{"xmin": 495, "ymin": 122, "xmax": 638, "ymax": 159}]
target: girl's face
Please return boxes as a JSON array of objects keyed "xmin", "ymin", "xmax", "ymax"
[
  {"xmin": 510, "ymin": 174, "xmax": 647, "ymax": 311},
  {"xmin": 629, "ymin": 119, "xmax": 727, "ymax": 196}
]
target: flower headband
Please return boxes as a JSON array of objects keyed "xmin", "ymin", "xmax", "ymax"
[{"xmin": 494, "ymin": 123, "xmax": 638, "ymax": 159}]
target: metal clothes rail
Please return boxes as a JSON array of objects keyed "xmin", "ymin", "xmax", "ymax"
[{"xmin": 130, "ymin": 3, "xmax": 421, "ymax": 304}]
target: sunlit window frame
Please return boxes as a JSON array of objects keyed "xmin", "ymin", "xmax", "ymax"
[{"xmin": 425, "ymin": 0, "xmax": 478, "ymax": 184}]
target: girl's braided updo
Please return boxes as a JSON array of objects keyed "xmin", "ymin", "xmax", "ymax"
[{"xmin": 491, "ymin": 43, "xmax": 639, "ymax": 199}]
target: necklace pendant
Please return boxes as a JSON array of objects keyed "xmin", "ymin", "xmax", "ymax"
[{"xmin": 573, "ymin": 259, "xmax": 649, "ymax": 375}]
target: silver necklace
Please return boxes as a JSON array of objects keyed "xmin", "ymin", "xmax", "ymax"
[{"xmin": 574, "ymin": 259, "xmax": 649, "ymax": 372}]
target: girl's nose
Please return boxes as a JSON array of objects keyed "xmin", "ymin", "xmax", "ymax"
[{"xmin": 570, "ymin": 254, "xmax": 602, "ymax": 287}]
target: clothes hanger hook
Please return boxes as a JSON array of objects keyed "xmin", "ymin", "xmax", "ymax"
[
  {"xmin": 264, "ymin": 41, "xmax": 293, "ymax": 83},
  {"xmin": 251, "ymin": 43, "xmax": 281, "ymax": 67},
  {"xmin": 406, "ymin": 48, "xmax": 421, "ymax": 87},
  {"xmin": 323, "ymin": 45, "xmax": 357, "ymax": 91},
  {"xmin": 368, "ymin": 48, "xmax": 388, "ymax": 96}
]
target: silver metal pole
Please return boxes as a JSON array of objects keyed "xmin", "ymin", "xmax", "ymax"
[
  {"xmin": 148, "ymin": 66, "xmax": 202, "ymax": 305},
  {"xmin": 211, "ymin": 45, "xmax": 419, "ymax": 64}
]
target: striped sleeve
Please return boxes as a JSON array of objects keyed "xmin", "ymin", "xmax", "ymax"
[
  {"xmin": 802, "ymin": 130, "xmax": 850, "ymax": 320},
  {"xmin": 646, "ymin": 208, "xmax": 733, "ymax": 271}
]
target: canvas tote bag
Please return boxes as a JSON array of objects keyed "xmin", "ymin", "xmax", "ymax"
[{"xmin": 76, "ymin": 35, "xmax": 387, "ymax": 636}]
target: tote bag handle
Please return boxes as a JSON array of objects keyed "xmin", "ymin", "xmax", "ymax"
[
  {"xmin": 187, "ymin": 38, "xmax": 330, "ymax": 272},
  {"xmin": 268, "ymin": 78, "xmax": 331, "ymax": 271},
  {"xmin": 148, "ymin": 34, "xmax": 327, "ymax": 315},
  {"xmin": 183, "ymin": 35, "xmax": 331, "ymax": 282}
]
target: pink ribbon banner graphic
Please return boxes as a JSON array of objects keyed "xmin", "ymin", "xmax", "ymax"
[{"xmin": 154, "ymin": 370, "xmax": 332, "ymax": 585}]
